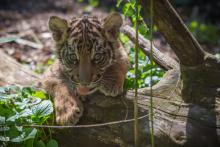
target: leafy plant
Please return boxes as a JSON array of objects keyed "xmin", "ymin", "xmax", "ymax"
[
  {"xmin": 123, "ymin": 42, "xmax": 164, "ymax": 89},
  {"xmin": 117, "ymin": 0, "xmax": 165, "ymax": 89},
  {"xmin": 34, "ymin": 55, "xmax": 56, "ymax": 74},
  {"xmin": 118, "ymin": 1, "xmax": 156, "ymax": 146},
  {"xmin": 0, "ymin": 85, "xmax": 56, "ymax": 147}
]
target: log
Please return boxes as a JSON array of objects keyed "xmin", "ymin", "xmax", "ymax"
[
  {"xmin": 0, "ymin": 49, "xmax": 219, "ymax": 147},
  {"xmin": 0, "ymin": 51, "xmax": 39, "ymax": 86}
]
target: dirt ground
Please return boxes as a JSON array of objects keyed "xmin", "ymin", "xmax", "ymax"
[
  {"xmin": 0, "ymin": 0, "xmax": 219, "ymax": 74},
  {"xmin": 0, "ymin": 0, "xmax": 110, "ymax": 74}
]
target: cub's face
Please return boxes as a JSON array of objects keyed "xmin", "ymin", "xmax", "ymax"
[{"xmin": 49, "ymin": 13, "xmax": 123, "ymax": 88}]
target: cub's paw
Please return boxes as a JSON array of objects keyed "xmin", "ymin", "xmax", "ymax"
[
  {"xmin": 99, "ymin": 84, "xmax": 123, "ymax": 97},
  {"xmin": 55, "ymin": 96, "xmax": 83, "ymax": 125}
]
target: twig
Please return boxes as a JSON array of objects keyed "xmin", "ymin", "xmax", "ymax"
[
  {"xmin": 30, "ymin": 30, "xmax": 43, "ymax": 46},
  {"xmin": 22, "ymin": 114, "xmax": 149, "ymax": 128},
  {"xmin": 15, "ymin": 38, "xmax": 43, "ymax": 49}
]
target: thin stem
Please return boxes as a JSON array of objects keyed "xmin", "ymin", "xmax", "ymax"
[
  {"xmin": 149, "ymin": 0, "xmax": 155, "ymax": 146},
  {"xmin": 48, "ymin": 94, "xmax": 54, "ymax": 139},
  {"xmin": 134, "ymin": 0, "xmax": 139, "ymax": 146}
]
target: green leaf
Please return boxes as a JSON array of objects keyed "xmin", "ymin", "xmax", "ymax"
[
  {"xmin": 0, "ymin": 94, "xmax": 16, "ymax": 102},
  {"xmin": 3, "ymin": 126, "xmax": 20, "ymax": 141},
  {"xmin": 11, "ymin": 128, "xmax": 37, "ymax": 142},
  {"xmin": 119, "ymin": 33, "xmax": 129, "ymax": 43},
  {"xmin": 22, "ymin": 87, "xmax": 35, "ymax": 97},
  {"xmin": 24, "ymin": 138, "xmax": 34, "ymax": 147},
  {"xmin": 0, "ymin": 126, "xmax": 10, "ymax": 132},
  {"xmin": 18, "ymin": 97, "xmax": 42, "ymax": 108},
  {"xmin": 32, "ymin": 100, "xmax": 53, "ymax": 117},
  {"xmin": 46, "ymin": 139, "xmax": 58, "ymax": 147},
  {"xmin": 19, "ymin": 109, "xmax": 33, "ymax": 117},
  {"xmin": 116, "ymin": 0, "xmax": 123, "ymax": 7},
  {"xmin": 47, "ymin": 58, "xmax": 54, "ymax": 66},
  {"xmin": 0, "ymin": 116, "xmax": 5, "ymax": 124},
  {"xmin": 88, "ymin": 0, "xmax": 99, "ymax": 7},
  {"xmin": 6, "ymin": 114, "xmax": 19, "ymax": 122},
  {"xmin": 122, "ymin": 3, "xmax": 129, "ymax": 14},
  {"xmin": 0, "ymin": 136, "xmax": 10, "ymax": 141},
  {"xmin": 0, "ymin": 85, "xmax": 54, "ymax": 145},
  {"xmin": 35, "ymin": 140, "xmax": 46, "ymax": 147},
  {"xmin": 7, "ymin": 85, "xmax": 21, "ymax": 92},
  {"xmin": 0, "ymin": 37, "xmax": 18, "ymax": 44},
  {"xmin": 32, "ymin": 91, "xmax": 47, "ymax": 99}
]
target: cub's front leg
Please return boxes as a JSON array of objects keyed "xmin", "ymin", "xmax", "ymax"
[
  {"xmin": 99, "ymin": 59, "xmax": 129, "ymax": 97},
  {"xmin": 39, "ymin": 61, "xmax": 83, "ymax": 125},
  {"xmin": 42, "ymin": 79, "xmax": 83, "ymax": 125},
  {"xmin": 53, "ymin": 83, "xmax": 83, "ymax": 125}
]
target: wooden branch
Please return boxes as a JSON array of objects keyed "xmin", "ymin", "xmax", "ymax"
[
  {"xmin": 138, "ymin": 69, "xmax": 181, "ymax": 98},
  {"xmin": 121, "ymin": 25, "xmax": 179, "ymax": 70},
  {"xmin": 141, "ymin": 0, "xmax": 206, "ymax": 66},
  {"xmin": 0, "ymin": 51, "xmax": 39, "ymax": 86},
  {"xmin": 0, "ymin": 51, "xmax": 219, "ymax": 146},
  {"xmin": 54, "ymin": 82, "xmax": 219, "ymax": 147}
]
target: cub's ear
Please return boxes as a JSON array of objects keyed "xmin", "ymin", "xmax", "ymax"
[
  {"xmin": 48, "ymin": 16, "xmax": 68, "ymax": 44},
  {"xmin": 103, "ymin": 12, "xmax": 123, "ymax": 41}
]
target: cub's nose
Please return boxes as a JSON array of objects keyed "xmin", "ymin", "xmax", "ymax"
[{"xmin": 79, "ymin": 73, "xmax": 91, "ymax": 86}]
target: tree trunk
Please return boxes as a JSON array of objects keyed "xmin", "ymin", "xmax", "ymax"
[
  {"xmin": 0, "ymin": 0, "xmax": 220, "ymax": 146},
  {"xmin": 141, "ymin": 0, "xmax": 220, "ymax": 101}
]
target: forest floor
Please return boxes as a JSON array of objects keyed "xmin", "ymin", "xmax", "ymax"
[
  {"xmin": 0, "ymin": 0, "xmax": 109, "ymax": 74},
  {"xmin": 0, "ymin": 0, "xmax": 219, "ymax": 75}
]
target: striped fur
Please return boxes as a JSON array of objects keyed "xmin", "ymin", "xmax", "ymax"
[
  {"xmin": 40, "ymin": 13, "xmax": 129, "ymax": 125},
  {"xmin": 49, "ymin": 13, "xmax": 129, "ymax": 96}
]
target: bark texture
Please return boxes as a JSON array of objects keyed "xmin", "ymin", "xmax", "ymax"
[
  {"xmin": 141, "ymin": 0, "xmax": 220, "ymax": 100},
  {"xmin": 0, "ymin": 48, "xmax": 219, "ymax": 147}
]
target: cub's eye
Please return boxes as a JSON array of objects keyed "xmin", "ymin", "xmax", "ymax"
[
  {"xmin": 94, "ymin": 53, "xmax": 101, "ymax": 60},
  {"xmin": 69, "ymin": 54, "xmax": 77, "ymax": 60},
  {"xmin": 67, "ymin": 53, "xmax": 78, "ymax": 65},
  {"xmin": 93, "ymin": 53, "xmax": 104, "ymax": 63}
]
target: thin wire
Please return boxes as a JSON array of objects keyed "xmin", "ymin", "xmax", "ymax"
[
  {"xmin": 149, "ymin": 0, "xmax": 155, "ymax": 146},
  {"xmin": 134, "ymin": 0, "xmax": 139, "ymax": 146},
  {"xmin": 2, "ymin": 114, "xmax": 149, "ymax": 129}
]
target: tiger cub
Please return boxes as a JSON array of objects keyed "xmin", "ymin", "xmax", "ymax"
[{"xmin": 39, "ymin": 13, "xmax": 129, "ymax": 125}]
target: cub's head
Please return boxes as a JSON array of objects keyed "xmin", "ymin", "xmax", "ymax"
[{"xmin": 48, "ymin": 13, "xmax": 123, "ymax": 88}]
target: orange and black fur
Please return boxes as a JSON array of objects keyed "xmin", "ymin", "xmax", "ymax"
[{"xmin": 39, "ymin": 13, "xmax": 129, "ymax": 125}]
